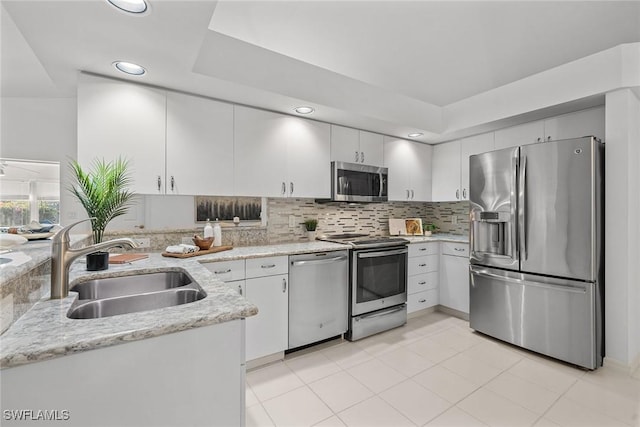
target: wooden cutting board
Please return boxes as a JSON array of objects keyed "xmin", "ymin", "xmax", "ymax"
[
  {"xmin": 109, "ymin": 253, "xmax": 149, "ymax": 264},
  {"xmin": 161, "ymin": 246, "xmax": 233, "ymax": 258}
]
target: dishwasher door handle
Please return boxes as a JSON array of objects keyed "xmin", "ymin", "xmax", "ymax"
[{"xmin": 291, "ymin": 256, "xmax": 348, "ymax": 267}]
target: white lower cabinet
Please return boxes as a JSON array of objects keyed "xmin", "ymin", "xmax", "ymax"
[
  {"xmin": 439, "ymin": 242, "xmax": 470, "ymax": 314},
  {"xmin": 203, "ymin": 256, "xmax": 289, "ymax": 362},
  {"xmin": 407, "ymin": 242, "xmax": 439, "ymax": 313}
]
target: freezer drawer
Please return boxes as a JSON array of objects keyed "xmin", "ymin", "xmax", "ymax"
[{"xmin": 469, "ymin": 266, "xmax": 602, "ymax": 369}]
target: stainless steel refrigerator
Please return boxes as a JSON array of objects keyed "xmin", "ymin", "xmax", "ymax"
[{"xmin": 469, "ymin": 136, "xmax": 604, "ymax": 369}]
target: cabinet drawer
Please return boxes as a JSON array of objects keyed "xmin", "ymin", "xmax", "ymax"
[
  {"xmin": 202, "ymin": 259, "xmax": 245, "ymax": 282},
  {"xmin": 408, "ymin": 242, "xmax": 439, "ymax": 257},
  {"xmin": 246, "ymin": 256, "xmax": 288, "ymax": 278},
  {"xmin": 408, "ymin": 255, "xmax": 438, "ymax": 275},
  {"xmin": 441, "ymin": 242, "xmax": 469, "ymax": 258},
  {"xmin": 408, "ymin": 272, "xmax": 438, "ymax": 294},
  {"xmin": 407, "ymin": 289, "xmax": 438, "ymax": 313}
]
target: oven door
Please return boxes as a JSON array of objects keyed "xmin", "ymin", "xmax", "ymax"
[{"xmin": 351, "ymin": 246, "xmax": 408, "ymax": 316}]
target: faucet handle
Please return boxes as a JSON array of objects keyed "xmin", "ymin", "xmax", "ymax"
[{"xmin": 53, "ymin": 217, "xmax": 96, "ymax": 244}]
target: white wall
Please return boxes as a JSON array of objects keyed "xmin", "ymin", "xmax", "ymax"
[
  {"xmin": 0, "ymin": 97, "xmax": 82, "ymax": 226},
  {"xmin": 604, "ymin": 88, "xmax": 640, "ymax": 370}
]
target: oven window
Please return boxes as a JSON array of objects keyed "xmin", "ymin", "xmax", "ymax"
[{"xmin": 356, "ymin": 252, "xmax": 406, "ymax": 303}]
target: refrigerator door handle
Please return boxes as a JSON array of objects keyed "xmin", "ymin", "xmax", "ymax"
[
  {"xmin": 470, "ymin": 267, "xmax": 587, "ymax": 294},
  {"xmin": 519, "ymin": 155, "xmax": 528, "ymax": 260},
  {"xmin": 511, "ymin": 150, "xmax": 519, "ymax": 262}
]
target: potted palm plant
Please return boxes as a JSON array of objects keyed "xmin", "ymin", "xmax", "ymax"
[
  {"xmin": 69, "ymin": 157, "xmax": 135, "ymax": 271},
  {"xmin": 303, "ymin": 219, "xmax": 318, "ymax": 241}
]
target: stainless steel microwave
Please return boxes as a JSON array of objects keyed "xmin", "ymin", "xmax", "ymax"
[{"xmin": 331, "ymin": 161, "xmax": 388, "ymax": 202}]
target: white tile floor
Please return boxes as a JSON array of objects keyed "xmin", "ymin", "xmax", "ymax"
[{"xmin": 245, "ymin": 312, "xmax": 640, "ymax": 427}]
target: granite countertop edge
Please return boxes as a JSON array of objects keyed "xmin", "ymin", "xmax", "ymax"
[{"xmin": 1, "ymin": 236, "xmax": 466, "ymax": 369}]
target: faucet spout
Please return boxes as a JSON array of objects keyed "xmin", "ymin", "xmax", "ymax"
[{"xmin": 50, "ymin": 219, "xmax": 138, "ymax": 299}]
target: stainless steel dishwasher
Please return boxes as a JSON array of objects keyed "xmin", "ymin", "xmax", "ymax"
[{"xmin": 288, "ymin": 250, "xmax": 349, "ymax": 349}]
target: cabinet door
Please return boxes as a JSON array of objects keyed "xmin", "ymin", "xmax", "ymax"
[
  {"xmin": 233, "ymin": 106, "xmax": 287, "ymax": 197},
  {"xmin": 358, "ymin": 131, "xmax": 384, "ymax": 166},
  {"xmin": 410, "ymin": 142, "xmax": 433, "ymax": 202},
  {"xmin": 460, "ymin": 133, "xmax": 494, "ymax": 201},
  {"xmin": 286, "ymin": 118, "xmax": 331, "ymax": 198},
  {"xmin": 431, "ymin": 140, "xmax": 461, "ymax": 202},
  {"xmin": 494, "ymin": 120, "xmax": 544, "ymax": 150},
  {"xmin": 166, "ymin": 93, "xmax": 234, "ymax": 195},
  {"xmin": 383, "ymin": 137, "xmax": 412, "ymax": 201},
  {"xmin": 245, "ymin": 274, "xmax": 288, "ymax": 361},
  {"xmin": 543, "ymin": 106, "xmax": 605, "ymax": 142},
  {"xmin": 440, "ymin": 254, "xmax": 469, "ymax": 314},
  {"xmin": 77, "ymin": 74, "xmax": 166, "ymax": 194},
  {"xmin": 330, "ymin": 125, "xmax": 360, "ymax": 163}
]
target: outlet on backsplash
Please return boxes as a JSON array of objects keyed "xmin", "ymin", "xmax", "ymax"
[
  {"xmin": 288, "ymin": 215, "xmax": 297, "ymax": 228},
  {"xmin": 451, "ymin": 215, "xmax": 458, "ymax": 224}
]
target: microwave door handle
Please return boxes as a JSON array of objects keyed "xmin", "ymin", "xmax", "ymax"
[{"xmin": 379, "ymin": 173, "xmax": 383, "ymax": 197}]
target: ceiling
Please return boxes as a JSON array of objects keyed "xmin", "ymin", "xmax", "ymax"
[{"xmin": 2, "ymin": 0, "xmax": 639, "ymax": 142}]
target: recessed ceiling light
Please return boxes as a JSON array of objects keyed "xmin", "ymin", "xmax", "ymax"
[
  {"xmin": 113, "ymin": 61, "xmax": 146, "ymax": 76},
  {"xmin": 106, "ymin": 0, "xmax": 148, "ymax": 14},
  {"xmin": 408, "ymin": 133, "xmax": 423, "ymax": 138},
  {"xmin": 294, "ymin": 106, "xmax": 314, "ymax": 115}
]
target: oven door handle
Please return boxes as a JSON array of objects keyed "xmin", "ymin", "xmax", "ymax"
[
  {"xmin": 357, "ymin": 304, "xmax": 406, "ymax": 320},
  {"xmin": 357, "ymin": 248, "xmax": 408, "ymax": 258}
]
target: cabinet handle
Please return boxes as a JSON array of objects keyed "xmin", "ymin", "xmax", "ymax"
[
  {"xmin": 281, "ymin": 182, "xmax": 286, "ymax": 195},
  {"xmin": 547, "ymin": 136, "xmax": 552, "ymax": 141},
  {"xmin": 537, "ymin": 137, "xmax": 542, "ymax": 143},
  {"xmin": 411, "ymin": 189, "xmax": 415, "ymax": 199},
  {"xmin": 214, "ymin": 269, "xmax": 232, "ymax": 275},
  {"xmin": 290, "ymin": 182, "xmax": 294, "ymax": 195},
  {"xmin": 282, "ymin": 277, "xmax": 287, "ymax": 293},
  {"xmin": 170, "ymin": 175, "xmax": 175, "ymax": 192},
  {"xmin": 261, "ymin": 264, "xmax": 276, "ymax": 269},
  {"xmin": 454, "ymin": 247, "xmax": 466, "ymax": 252},
  {"xmin": 418, "ymin": 299, "xmax": 427, "ymax": 303},
  {"xmin": 406, "ymin": 189, "xmax": 410, "ymax": 199},
  {"xmin": 157, "ymin": 176, "xmax": 162, "ymax": 192},
  {"xmin": 238, "ymin": 285, "xmax": 243, "ymax": 296},
  {"xmin": 462, "ymin": 188, "xmax": 467, "ymax": 199},
  {"xmin": 361, "ymin": 151, "xmax": 365, "ymax": 163},
  {"xmin": 419, "ymin": 248, "xmax": 427, "ymax": 251},
  {"xmin": 418, "ymin": 281, "xmax": 427, "ymax": 285},
  {"xmin": 355, "ymin": 151, "xmax": 359, "ymax": 162},
  {"xmin": 418, "ymin": 263, "xmax": 427, "ymax": 267},
  {"xmin": 456, "ymin": 189, "xmax": 460, "ymax": 199}
]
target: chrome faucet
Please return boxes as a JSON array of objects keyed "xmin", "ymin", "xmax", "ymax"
[{"xmin": 50, "ymin": 218, "xmax": 138, "ymax": 299}]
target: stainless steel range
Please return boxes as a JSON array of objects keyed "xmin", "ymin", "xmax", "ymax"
[{"xmin": 318, "ymin": 234, "xmax": 409, "ymax": 340}]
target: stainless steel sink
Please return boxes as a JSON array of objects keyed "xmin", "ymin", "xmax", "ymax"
[
  {"xmin": 70, "ymin": 271, "xmax": 193, "ymax": 299},
  {"xmin": 67, "ymin": 271, "xmax": 207, "ymax": 319}
]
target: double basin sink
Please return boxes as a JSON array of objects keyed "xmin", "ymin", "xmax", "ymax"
[{"xmin": 67, "ymin": 271, "xmax": 207, "ymax": 319}]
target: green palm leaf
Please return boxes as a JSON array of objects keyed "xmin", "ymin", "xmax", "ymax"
[{"xmin": 68, "ymin": 157, "xmax": 135, "ymax": 243}]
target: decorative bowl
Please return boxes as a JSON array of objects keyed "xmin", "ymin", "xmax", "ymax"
[{"xmin": 192, "ymin": 236, "xmax": 214, "ymax": 250}]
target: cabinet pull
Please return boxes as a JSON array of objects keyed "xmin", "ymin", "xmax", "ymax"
[
  {"xmin": 282, "ymin": 277, "xmax": 287, "ymax": 293},
  {"xmin": 261, "ymin": 264, "xmax": 276, "ymax": 269},
  {"xmin": 462, "ymin": 188, "xmax": 467, "ymax": 199},
  {"xmin": 355, "ymin": 151, "xmax": 359, "ymax": 163},
  {"xmin": 418, "ymin": 263, "xmax": 427, "ymax": 267},
  {"xmin": 418, "ymin": 281, "xmax": 427, "ymax": 285},
  {"xmin": 454, "ymin": 247, "xmax": 466, "ymax": 252},
  {"xmin": 170, "ymin": 175, "xmax": 175, "ymax": 191},
  {"xmin": 290, "ymin": 182, "xmax": 294, "ymax": 195},
  {"xmin": 281, "ymin": 182, "xmax": 286, "ymax": 195},
  {"xmin": 456, "ymin": 189, "xmax": 460, "ymax": 199},
  {"xmin": 537, "ymin": 137, "xmax": 542, "ymax": 143},
  {"xmin": 361, "ymin": 151, "xmax": 365, "ymax": 163},
  {"xmin": 238, "ymin": 285, "xmax": 243, "ymax": 296},
  {"xmin": 419, "ymin": 247, "xmax": 427, "ymax": 251},
  {"xmin": 214, "ymin": 269, "xmax": 232, "ymax": 275},
  {"xmin": 157, "ymin": 176, "xmax": 162, "ymax": 191},
  {"xmin": 418, "ymin": 299, "xmax": 427, "ymax": 303},
  {"xmin": 547, "ymin": 136, "xmax": 552, "ymax": 141},
  {"xmin": 406, "ymin": 189, "xmax": 410, "ymax": 199},
  {"xmin": 411, "ymin": 189, "xmax": 415, "ymax": 199}
]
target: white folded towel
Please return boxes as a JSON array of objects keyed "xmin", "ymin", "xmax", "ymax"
[{"xmin": 165, "ymin": 244, "xmax": 200, "ymax": 254}]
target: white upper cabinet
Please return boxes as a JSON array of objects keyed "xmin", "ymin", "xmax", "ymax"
[
  {"xmin": 460, "ymin": 133, "xmax": 494, "ymax": 200},
  {"xmin": 330, "ymin": 125, "xmax": 384, "ymax": 166},
  {"xmin": 494, "ymin": 120, "xmax": 545, "ymax": 150},
  {"xmin": 234, "ymin": 106, "xmax": 330, "ymax": 198},
  {"xmin": 383, "ymin": 137, "xmax": 432, "ymax": 201},
  {"xmin": 78, "ymin": 74, "xmax": 167, "ymax": 194},
  {"xmin": 165, "ymin": 92, "xmax": 234, "ymax": 195},
  {"xmin": 494, "ymin": 107, "xmax": 605, "ymax": 150},
  {"xmin": 431, "ymin": 140, "xmax": 461, "ymax": 202},
  {"xmin": 543, "ymin": 106, "xmax": 605, "ymax": 142}
]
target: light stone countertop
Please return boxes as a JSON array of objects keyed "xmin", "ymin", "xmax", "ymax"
[
  {"xmin": 0, "ymin": 236, "xmax": 466, "ymax": 369},
  {"xmin": 402, "ymin": 233, "xmax": 469, "ymax": 244}
]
